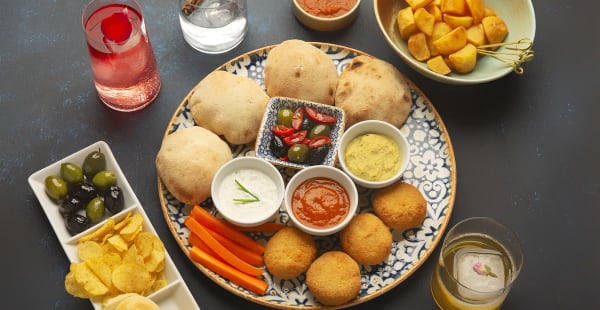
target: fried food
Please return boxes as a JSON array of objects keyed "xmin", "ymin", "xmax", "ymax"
[
  {"xmin": 264, "ymin": 39, "xmax": 339, "ymax": 105},
  {"xmin": 305, "ymin": 251, "xmax": 361, "ymax": 306},
  {"xmin": 334, "ymin": 55, "xmax": 412, "ymax": 128},
  {"xmin": 156, "ymin": 126, "xmax": 232, "ymax": 205},
  {"xmin": 372, "ymin": 182, "xmax": 427, "ymax": 230},
  {"xmin": 189, "ymin": 70, "xmax": 270, "ymax": 145},
  {"xmin": 340, "ymin": 213, "xmax": 392, "ymax": 265},
  {"xmin": 264, "ymin": 226, "xmax": 317, "ymax": 279}
]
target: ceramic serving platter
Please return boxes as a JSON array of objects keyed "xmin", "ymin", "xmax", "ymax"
[
  {"xmin": 28, "ymin": 141, "xmax": 200, "ymax": 310},
  {"xmin": 158, "ymin": 43, "xmax": 457, "ymax": 309}
]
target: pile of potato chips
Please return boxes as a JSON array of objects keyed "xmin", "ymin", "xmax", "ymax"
[{"xmin": 64, "ymin": 212, "xmax": 168, "ymax": 305}]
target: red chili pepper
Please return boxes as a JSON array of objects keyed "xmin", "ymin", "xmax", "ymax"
[
  {"xmin": 307, "ymin": 135, "xmax": 332, "ymax": 149},
  {"xmin": 272, "ymin": 124, "xmax": 294, "ymax": 137},
  {"xmin": 283, "ymin": 130, "xmax": 307, "ymax": 146},
  {"xmin": 291, "ymin": 107, "xmax": 304, "ymax": 130},
  {"xmin": 305, "ymin": 106, "xmax": 336, "ymax": 123}
]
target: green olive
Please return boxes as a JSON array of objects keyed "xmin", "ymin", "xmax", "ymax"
[
  {"xmin": 309, "ymin": 124, "xmax": 331, "ymax": 139},
  {"xmin": 83, "ymin": 150, "xmax": 106, "ymax": 180},
  {"xmin": 45, "ymin": 175, "xmax": 69, "ymax": 201},
  {"xmin": 288, "ymin": 144, "xmax": 309, "ymax": 163},
  {"xmin": 277, "ymin": 108, "xmax": 294, "ymax": 127},
  {"xmin": 60, "ymin": 163, "xmax": 84, "ymax": 186},
  {"xmin": 92, "ymin": 170, "xmax": 117, "ymax": 192},
  {"xmin": 86, "ymin": 197, "xmax": 105, "ymax": 224}
]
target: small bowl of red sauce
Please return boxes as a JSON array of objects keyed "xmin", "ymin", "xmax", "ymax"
[
  {"xmin": 292, "ymin": 0, "xmax": 361, "ymax": 32},
  {"xmin": 284, "ymin": 165, "xmax": 358, "ymax": 236}
]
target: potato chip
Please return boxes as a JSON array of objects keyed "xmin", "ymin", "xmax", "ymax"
[
  {"xmin": 122, "ymin": 244, "xmax": 144, "ymax": 266},
  {"xmin": 77, "ymin": 241, "xmax": 103, "ymax": 261},
  {"xmin": 106, "ymin": 234, "xmax": 129, "ymax": 253},
  {"xmin": 102, "ymin": 252, "xmax": 122, "ymax": 271},
  {"xmin": 134, "ymin": 231, "xmax": 156, "ymax": 258},
  {"xmin": 71, "ymin": 262, "xmax": 109, "ymax": 297},
  {"xmin": 79, "ymin": 218, "xmax": 115, "ymax": 243},
  {"xmin": 119, "ymin": 213, "xmax": 144, "ymax": 242},
  {"xmin": 144, "ymin": 239, "xmax": 166, "ymax": 273},
  {"xmin": 112, "ymin": 263, "xmax": 151, "ymax": 294},
  {"xmin": 86, "ymin": 257, "xmax": 113, "ymax": 288},
  {"xmin": 113, "ymin": 212, "xmax": 133, "ymax": 231},
  {"xmin": 65, "ymin": 271, "xmax": 88, "ymax": 298}
]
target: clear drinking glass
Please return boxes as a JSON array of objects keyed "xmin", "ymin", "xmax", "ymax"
[
  {"xmin": 82, "ymin": 0, "xmax": 161, "ymax": 111},
  {"xmin": 179, "ymin": 0, "xmax": 248, "ymax": 54},
  {"xmin": 430, "ymin": 217, "xmax": 523, "ymax": 310}
]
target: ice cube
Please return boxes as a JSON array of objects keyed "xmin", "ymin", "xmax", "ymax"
[{"xmin": 454, "ymin": 248, "xmax": 506, "ymax": 300}]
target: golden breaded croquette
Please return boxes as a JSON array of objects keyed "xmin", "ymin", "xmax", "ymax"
[
  {"xmin": 305, "ymin": 251, "xmax": 361, "ymax": 306},
  {"xmin": 340, "ymin": 213, "xmax": 392, "ymax": 265},
  {"xmin": 372, "ymin": 181, "xmax": 427, "ymax": 230},
  {"xmin": 264, "ymin": 226, "xmax": 317, "ymax": 279}
]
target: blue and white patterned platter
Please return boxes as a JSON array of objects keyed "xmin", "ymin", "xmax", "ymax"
[{"xmin": 158, "ymin": 43, "xmax": 456, "ymax": 309}]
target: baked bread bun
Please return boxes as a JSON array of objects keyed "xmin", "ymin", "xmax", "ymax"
[
  {"xmin": 103, "ymin": 293, "xmax": 159, "ymax": 310},
  {"xmin": 156, "ymin": 126, "xmax": 232, "ymax": 205},
  {"xmin": 306, "ymin": 251, "xmax": 361, "ymax": 306},
  {"xmin": 340, "ymin": 213, "xmax": 392, "ymax": 265},
  {"xmin": 265, "ymin": 39, "xmax": 339, "ymax": 105},
  {"xmin": 372, "ymin": 182, "xmax": 427, "ymax": 230},
  {"xmin": 334, "ymin": 55, "xmax": 412, "ymax": 127},
  {"xmin": 189, "ymin": 70, "xmax": 269, "ymax": 145}
]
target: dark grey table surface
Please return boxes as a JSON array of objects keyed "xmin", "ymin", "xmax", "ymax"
[{"xmin": 2, "ymin": 0, "xmax": 599, "ymax": 309}]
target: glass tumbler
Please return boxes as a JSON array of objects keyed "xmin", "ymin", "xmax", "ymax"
[
  {"xmin": 82, "ymin": 0, "xmax": 161, "ymax": 111},
  {"xmin": 430, "ymin": 217, "xmax": 523, "ymax": 310},
  {"xmin": 179, "ymin": 0, "xmax": 248, "ymax": 54}
]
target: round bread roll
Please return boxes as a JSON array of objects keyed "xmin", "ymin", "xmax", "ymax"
[
  {"xmin": 340, "ymin": 213, "xmax": 392, "ymax": 265},
  {"xmin": 156, "ymin": 126, "xmax": 232, "ymax": 205},
  {"xmin": 334, "ymin": 55, "xmax": 412, "ymax": 127},
  {"xmin": 189, "ymin": 70, "xmax": 269, "ymax": 145},
  {"xmin": 306, "ymin": 251, "xmax": 361, "ymax": 306},
  {"xmin": 103, "ymin": 293, "xmax": 159, "ymax": 310},
  {"xmin": 372, "ymin": 182, "xmax": 427, "ymax": 230},
  {"xmin": 265, "ymin": 39, "xmax": 339, "ymax": 105},
  {"xmin": 264, "ymin": 227, "xmax": 317, "ymax": 279}
]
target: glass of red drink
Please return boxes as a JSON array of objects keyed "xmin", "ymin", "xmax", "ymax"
[{"xmin": 82, "ymin": 0, "xmax": 161, "ymax": 111}]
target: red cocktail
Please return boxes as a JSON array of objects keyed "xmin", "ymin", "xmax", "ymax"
[{"xmin": 82, "ymin": 0, "xmax": 160, "ymax": 111}]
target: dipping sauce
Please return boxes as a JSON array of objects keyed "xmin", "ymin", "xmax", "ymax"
[
  {"xmin": 344, "ymin": 133, "xmax": 401, "ymax": 182},
  {"xmin": 291, "ymin": 177, "xmax": 350, "ymax": 229},
  {"xmin": 216, "ymin": 168, "xmax": 280, "ymax": 224},
  {"xmin": 297, "ymin": 0, "xmax": 358, "ymax": 18}
]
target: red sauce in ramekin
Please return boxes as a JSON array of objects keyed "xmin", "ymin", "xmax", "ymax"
[
  {"xmin": 297, "ymin": 0, "xmax": 358, "ymax": 18},
  {"xmin": 291, "ymin": 177, "xmax": 350, "ymax": 229}
]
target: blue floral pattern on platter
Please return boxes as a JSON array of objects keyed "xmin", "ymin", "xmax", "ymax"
[{"xmin": 158, "ymin": 43, "xmax": 456, "ymax": 309}]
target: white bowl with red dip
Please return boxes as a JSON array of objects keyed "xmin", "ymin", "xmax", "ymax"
[
  {"xmin": 292, "ymin": 0, "xmax": 361, "ymax": 31},
  {"xmin": 284, "ymin": 165, "xmax": 358, "ymax": 236}
]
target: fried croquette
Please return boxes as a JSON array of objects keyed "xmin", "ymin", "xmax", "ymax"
[
  {"xmin": 340, "ymin": 213, "xmax": 392, "ymax": 265},
  {"xmin": 305, "ymin": 251, "xmax": 361, "ymax": 306},
  {"xmin": 372, "ymin": 182, "xmax": 427, "ymax": 230},
  {"xmin": 264, "ymin": 227, "xmax": 317, "ymax": 279}
]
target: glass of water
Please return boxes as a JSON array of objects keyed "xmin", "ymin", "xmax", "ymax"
[
  {"xmin": 179, "ymin": 0, "xmax": 248, "ymax": 54},
  {"xmin": 430, "ymin": 217, "xmax": 523, "ymax": 310}
]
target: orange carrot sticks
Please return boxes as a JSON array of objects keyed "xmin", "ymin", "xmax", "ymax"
[
  {"xmin": 185, "ymin": 216, "xmax": 264, "ymax": 277},
  {"xmin": 204, "ymin": 228, "xmax": 264, "ymax": 267},
  {"xmin": 190, "ymin": 205, "xmax": 265, "ymax": 254},
  {"xmin": 190, "ymin": 246, "xmax": 268, "ymax": 296}
]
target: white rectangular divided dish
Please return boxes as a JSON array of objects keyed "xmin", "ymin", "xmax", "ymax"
[{"xmin": 28, "ymin": 141, "xmax": 200, "ymax": 310}]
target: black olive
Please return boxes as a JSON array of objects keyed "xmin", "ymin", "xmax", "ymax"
[
  {"xmin": 307, "ymin": 145, "xmax": 330, "ymax": 165},
  {"xmin": 104, "ymin": 185, "xmax": 124, "ymax": 214},
  {"xmin": 270, "ymin": 135, "xmax": 288, "ymax": 158},
  {"xmin": 65, "ymin": 213, "xmax": 90, "ymax": 236},
  {"xmin": 300, "ymin": 117, "xmax": 315, "ymax": 132},
  {"xmin": 59, "ymin": 195, "xmax": 84, "ymax": 217},
  {"xmin": 69, "ymin": 182, "xmax": 97, "ymax": 204}
]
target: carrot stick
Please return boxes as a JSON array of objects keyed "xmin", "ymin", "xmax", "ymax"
[
  {"xmin": 205, "ymin": 228, "xmax": 264, "ymax": 267},
  {"xmin": 188, "ymin": 232, "xmax": 221, "ymax": 259},
  {"xmin": 190, "ymin": 205, "xmax": 265, "ymax": 254},
  {"xmin": 185, "ymin": 216, "xmax": 264, "ymax": 277},
  {"xmin": 231, "ymin": 222, "xmax": 285, "ymax": 233},
  {"xmin": 189, "ymin": 246, "xmax": 268, "ymax": 296}
]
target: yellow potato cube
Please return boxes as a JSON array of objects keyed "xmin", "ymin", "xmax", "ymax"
[
  {"xmin": 441, "ymin": 0, "xmax": 468, "ymax": 15},
  {"xmin": 466, "ymin": 23, "xmax": 487, "ymax": 46},
  {"xmin": 397, "ymin": 7, "xmax": 418, "ymax": 39},
  {"xmin": 448, "ymin": 43, "xmax": 478, "ymax": 73},
  {"xmin": 443, "ymin": 13, "xmax": 473, "ymax": 29},
  {"xmin": 406, "ymin": 0, "xmax": 434, "ymax": 10},
  {"xmin": 432, "ymin": 0, "xmax": 442, "ymax": 6},
  {"xmin": 426, "ymin": 3, "xmax": 443, "ymax": 22},
  {"xmin": 432, "ymin": 22, "xmax": 453, "ymax": 41},
  {"xmin": 433, "ymin": 25, "xmax": 467, "ymax": 55},
  {"xmin": 427, "ymin": 55, "xmax": 452, "ymax": 75},
  {"xmin": 465, "ymin": 0, "xmax": 485, "ymax": 24},
  {"xmin": 482, "ymin": 15, "xmax": 508, "ymax": 45},
  {"xmin": 484, "ymin": 6, "xmax": 496, "ymax": 17},
  {"xmin": 414, "ymin": 8, "xmax": 436, "ymax": 36},
  {"xmin": 408, "ymin": 32, "xmax": 431, "ymax": 61},
  {"xmin": 427, "ymin": 36, "xmax": 440, "ymax": 57}
]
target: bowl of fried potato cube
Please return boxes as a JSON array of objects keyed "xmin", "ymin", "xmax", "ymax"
[{"xmin": 374, "ymin": 0, "xmax": 536, "ymax": 84}]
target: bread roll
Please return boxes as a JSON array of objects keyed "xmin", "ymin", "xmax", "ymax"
[
  {"xmin": 103, "ymin": 293, "xmax": 159, "ymax": 310},
  {"xmin": 156, "ymin": 126, "xmax": 232, "ymax": 205},
  {"xmin": 335, "ymin": 55, "xmax": 412, "ymax": 127},
  {"xmin": 189, "ymin": 70, "xmax": 269, "ymax": 145}
]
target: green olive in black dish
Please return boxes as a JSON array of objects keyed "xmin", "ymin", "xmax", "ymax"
[
  {"xmin": 277, "ymin": 108, "xmax": 294, "ymax": 127},
  {"xmin": 83, "ymin": 149, "xmax": 106, "ymax": 180},
  {"xmin": 288, "ymin": 144, "xmax": 309, "ymax": 163},
  {"xmin": 309, "ymin": 124, "xmax": 331, "ymax": 139},
  {"xmin": 92, "ymin": 170, "xmax": 117, "ymax": 192},
  {"xmin": 60, "ymin": 163, "xmax": 84, "ymax": 186},
  {"xmin": 86, "ymin": 197, "xmax": 105, "ymax": 223},
  {"xmin": 45, "ymin": 175, "xmax": 68, "ymax": 201}
]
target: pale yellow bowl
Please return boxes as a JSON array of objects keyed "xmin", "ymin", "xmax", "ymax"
[
  {"xmin": 292, "ymin": 0, "xmax": 361, "ymax": 31},
  {"xmin": 374, "ymin": 0, "xmax": 536, "ymax": 85}
]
